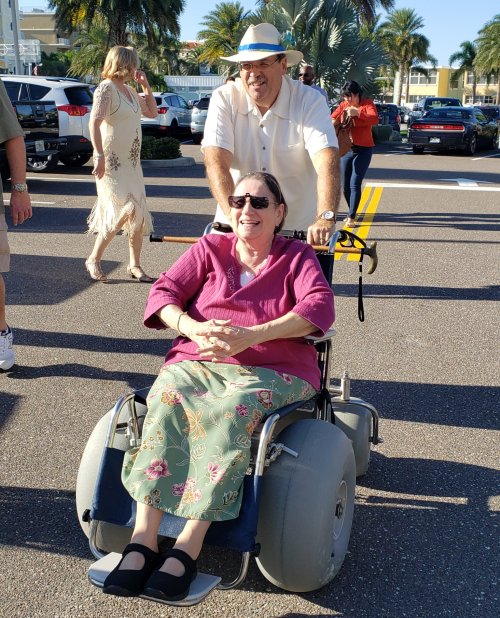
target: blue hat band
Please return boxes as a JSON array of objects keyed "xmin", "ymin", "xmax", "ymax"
[{"xmin": 238, "ymin": 42, "xmax": 285, "ymax": 53}]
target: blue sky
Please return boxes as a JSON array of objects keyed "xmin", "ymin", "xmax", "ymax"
[{"xmin": 20, "ymin": 0, "xmax": 499, "ymax": 67}]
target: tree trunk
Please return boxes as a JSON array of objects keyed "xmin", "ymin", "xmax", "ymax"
[
  {"xmin": 110, "ymin": 13, "xmax": 129, "ymax": 46},
  {"xmin": 397, "ymin": 63, "xmax": 405, "ymax": 106},
  {"xmin": 405, "ymin": 72, "xmax": 410, "ymax": 106}
]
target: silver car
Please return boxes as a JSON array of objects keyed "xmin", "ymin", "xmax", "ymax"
[
  {"xmin": 140, "ymin": 92, "xmax": 192, "ymax": 138},
  {"xmin": 190, "ymin": 97, "xmax": 211, "ymax": 145}
]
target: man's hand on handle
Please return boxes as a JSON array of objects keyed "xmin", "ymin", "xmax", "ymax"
[{"xmin": 307, "ymin": 218, "xmax": 335, "ymax": 246}]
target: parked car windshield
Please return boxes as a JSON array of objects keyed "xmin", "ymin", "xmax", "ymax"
[{"xmin": 424, "ymin": 98, "xmax": 461, "ymax": 110}]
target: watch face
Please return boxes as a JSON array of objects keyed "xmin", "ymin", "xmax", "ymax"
[
  {"xmin": 322, "ymin": 210, "xmax": 335, "ymax": 220},
  {"xmin": 13, "ymin": 183, "xmax": 28, "ymax": 192}
]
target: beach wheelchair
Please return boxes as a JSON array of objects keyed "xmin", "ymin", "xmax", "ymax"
[{"xmin": 75, "ymin": 226, "xmax": 381, "ymax": 606}]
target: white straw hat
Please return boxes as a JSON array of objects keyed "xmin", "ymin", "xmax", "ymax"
[{"xmin": 221, "ymin": 23, "xmax": 303, "ymax": 66}]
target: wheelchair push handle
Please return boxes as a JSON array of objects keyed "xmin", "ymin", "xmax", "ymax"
[{"xmin": 150, "ymin": 226, "xmax": 378, "ymax": 274}]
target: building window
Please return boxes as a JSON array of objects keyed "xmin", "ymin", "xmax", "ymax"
[
  {"xmin": 409, "ymin": 70, "xmax": 437, "ymax": 85},
  {"xmin": 467, "ymin": 73, "xmax": 491, "ymax": 85}
]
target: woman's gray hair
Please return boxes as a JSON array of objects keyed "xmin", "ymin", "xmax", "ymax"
[{"xmin": 235, "ymin": 171, "xmax": 288, "ymax": 233}]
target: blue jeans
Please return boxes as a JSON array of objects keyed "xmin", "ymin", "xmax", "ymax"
[{"xmin": 341, "ymin": 145, "xmax": 373, "ymax": 218}]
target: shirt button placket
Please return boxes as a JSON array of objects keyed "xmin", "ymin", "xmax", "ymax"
[{"xmin": 260, "ymin": 121, "xmax": 271, "ymax": 172}]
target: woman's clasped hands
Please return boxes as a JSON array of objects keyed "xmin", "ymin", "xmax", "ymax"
[{"xmin": 190, "ymin": 318, "xmax": 258, "ymax": 362}]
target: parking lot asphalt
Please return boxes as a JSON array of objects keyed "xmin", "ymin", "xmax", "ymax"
[{"xmin": 1, "ymin": 142, "xmax": 499, "ymax": 618}]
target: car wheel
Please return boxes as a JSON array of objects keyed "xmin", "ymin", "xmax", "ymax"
[
  {"xmin": 59, "ymin": 153, "xmax": 92, "ymax": 167},
  {"xmin": 169, "ymin": 119, "xmax": 178, "ymax": 137},
  {"xmin": 255, "ymin": 419, "xmax": 356, "ymax": 592},
  {"xmin": 464, "ymin": 134, "xmax": 477, "ymax": 155},
  {"xmin": 412, "ymin": 145, "xmax": 424, "ymax": 154},
  {"xmin": 26, "ymin": 155, "xmax": 59, "ymax": 172}
]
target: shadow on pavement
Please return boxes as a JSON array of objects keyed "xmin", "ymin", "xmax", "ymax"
[
  {"xmin": 0, "ymin": 453, "xmax": 496, "ymax": 617},
  {"xmin": 0, "ymin": 485, "xmax": 89, "ymax": 559},
  {"xmin": 334, "ymin": 281, "xmax": 499, "ymax": 301},
  {"xmin": 8, "ymin": 209, "xmax": 213, "ymax": 237},
  {"xmin": 327, "ymin": 452, "xmax": 498, "ymax": 617},
  {"xmin": 349, "ymin": 378, "xmax": 499, "ymax": 431},
  {"xmin": 6, "ymin": 328, "xmax": 167, "ymax": 357}
]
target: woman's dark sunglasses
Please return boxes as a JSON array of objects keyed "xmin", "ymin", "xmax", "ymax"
[{"xmin": 228, "ymin": 193, "xmax": 271, "ymax": 209}]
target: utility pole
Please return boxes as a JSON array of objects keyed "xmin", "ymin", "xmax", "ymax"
[{"xmin": 10, "ymin": 0, "xmax": 23, "ymax": 74}]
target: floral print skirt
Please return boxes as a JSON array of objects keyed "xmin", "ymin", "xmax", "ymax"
[{"xmin": 122, "ymin": 361, "xmax": 316, "ymax": 521}]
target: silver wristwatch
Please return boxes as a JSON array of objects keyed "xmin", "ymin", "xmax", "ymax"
[
  {"xmin": 318, "ymin": 210, "xmax": 336, "ymax": 222},
  {"xmin": 12, "ymin": 182, "xmax": 28, "ymax": 193}
]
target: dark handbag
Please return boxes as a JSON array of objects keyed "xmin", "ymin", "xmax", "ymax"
[{"xmin": 334, "ymin": 113, "xmax": 353, "ymax": 157}]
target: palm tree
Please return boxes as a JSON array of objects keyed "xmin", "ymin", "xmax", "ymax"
[
  {"xmin": 258, "ymin": 0, "xmax": 394, "ymax": 25},
  {"xmin": 347, "ymin": 0, "xmax": 394, "ymax": 24},
  {"xmin": 49, "ymin": 0, "xmax": 185, "ymax": 47},
  {"xmin": 474, "ymin": 14, "xmax": 500, "ymax": 104},
  {"xmin": 449, "ymin": 41, "xmax": 478, "ymax": 103},
  {"xmin": 197, "ymin": 2, "xmax": 252, "ymax": 72},
  {"xmin": 378, "ymin": 8, "xmax": 435, "ymax": 105},
  {"xmin": 251, "ymin": 0, "xmax": 386, "ymax": 96},
  {"xmin": 38, "ymin": 51, "xmax": 71, "ymax": 77},
  {"xmin": 67, "ymin": 19, "xmax": 109, "ymax": 82}
]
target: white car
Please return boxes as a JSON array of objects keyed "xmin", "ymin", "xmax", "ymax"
[
  {"xmin": 190, "ymin": 96, "xmax": 211, "ymax": 145},
  {"xmin": 0, "ymin": 75, "xmax": 94, "ymax": 170},
  {"xmin": 140, "ymin": 92, "xmax": 192, "ymax": 138}
]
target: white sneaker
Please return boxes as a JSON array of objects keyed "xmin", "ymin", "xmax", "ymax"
[{"xmin": 0, "ymin": 327, "xmax": 15, "ymax": 370}]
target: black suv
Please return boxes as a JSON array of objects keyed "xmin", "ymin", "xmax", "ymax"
[
  {"xmin": 408, "ymin": 97, "xmax": 462, "ymax": 125},
  {"xmin": 375, "ymin": 103, "xmax": 401, "ymax": 132}
]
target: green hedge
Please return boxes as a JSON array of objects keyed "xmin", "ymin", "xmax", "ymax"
[{"xmin": 141, "ymin": 136, "xmax": 181, "ymax": 160}]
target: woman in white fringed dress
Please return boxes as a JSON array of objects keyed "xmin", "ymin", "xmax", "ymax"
[{"xmin": 85, "ymin": 46, "xmax": 157, "ymax": 283}]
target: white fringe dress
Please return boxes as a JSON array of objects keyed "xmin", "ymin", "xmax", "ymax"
[{"xmin": 87, "ymin": 79, "xmax": 153, "ymax": 237}]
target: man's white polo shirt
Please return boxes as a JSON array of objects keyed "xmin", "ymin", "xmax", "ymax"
[{"xmin": 202, "ymin": 76, "xmax": 337, "ymax": 232}]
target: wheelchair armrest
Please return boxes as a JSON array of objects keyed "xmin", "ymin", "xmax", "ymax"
[{"xmin": 305, "ymin": 328, "xmax": 336, "ymax": 344}]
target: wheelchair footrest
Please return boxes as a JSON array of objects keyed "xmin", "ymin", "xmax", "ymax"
[{"xmin": 88, "ymin": 552, "xmax": 221, "ymax": 607}]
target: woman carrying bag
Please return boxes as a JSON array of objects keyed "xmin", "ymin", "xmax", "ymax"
[{"xmin": 331, "ymin": 81, "xmax": 378, "ymax": 227}]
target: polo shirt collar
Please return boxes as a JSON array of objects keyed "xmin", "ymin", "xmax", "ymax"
[{"xmin": 238, "ymin": 76, "xmax": 292, "ymax": 119}]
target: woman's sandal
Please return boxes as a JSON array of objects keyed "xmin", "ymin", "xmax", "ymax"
[
  {"xmin": 343, "ymin": 217, "xmax": 357, "ymax": 227},
  {"xmin": 85, "ymin": 259, "xmax": 108, "ymax": 282},
  {"xmin": 143, "ymin": 548, "xmax": 197, "ymax": 601},
  {"xmin": 102, "ymin": 542, "xmax": 161, "ymax": 597},
  {"xmin": 127, "ymin": 265, "xmax": 155, "ymax": 283}
]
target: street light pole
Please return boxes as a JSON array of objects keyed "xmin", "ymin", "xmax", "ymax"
[{"xmin": 10, "ymin": 0, "xmax": 23, "ymax": 74}]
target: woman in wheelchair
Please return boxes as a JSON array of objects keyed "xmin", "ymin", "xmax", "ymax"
[{"xmin": 103, "ymin": 171, "xmax": 335, "ymax": 601}]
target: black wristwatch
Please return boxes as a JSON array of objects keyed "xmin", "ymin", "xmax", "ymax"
[{"xmin": 318, "ymin": 210, "xmax": 336, "ymax": 222}]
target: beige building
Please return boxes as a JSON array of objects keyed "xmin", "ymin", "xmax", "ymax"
[
  {"xmin": 20, "ymin": 9, "xmax": 73, "ymax": 54},
  {"xmin": 401, "ymin": 66, "xmax": 498, "ymax": 105}
]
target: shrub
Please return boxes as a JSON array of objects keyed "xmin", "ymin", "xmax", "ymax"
[{"xmin": 141, "ymin": 136, "xmax": 181, "ymax": 160}]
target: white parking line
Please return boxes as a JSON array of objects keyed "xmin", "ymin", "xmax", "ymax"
[
  {"xmin": 367, "ymin": 182, "xmax": 500, "ymax": 192},
  {"xmin": 4, "ymin": 200, "xmax": 56, "ymax": 204},
  {"xmin": 26, "ymin": 176, "xmax": 95, "ymax": 183}
]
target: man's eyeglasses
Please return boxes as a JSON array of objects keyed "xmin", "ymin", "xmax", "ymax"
[
  {"xmin": 299, "ymin": 73, "xmax": 312, "ymax": 78},
  {"xmin": 228, "ymin": 194, "xmax": 272, "ymax": 209},
  {"xmin": 238, "ymin": 56, "xmax": 282, "ymax": 72}
]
